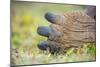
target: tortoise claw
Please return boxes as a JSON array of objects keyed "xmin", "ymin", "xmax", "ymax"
[
  {"xmin": 45, "ymin": 12, "xmax": 57, "ymax": 24},
  {"xmin": 38, "ymin": 41, "xmax": 49, "ymax": 50},
  {"xmin": 37, "ymin": 26, "xmax": 51, "ymax": 37}
]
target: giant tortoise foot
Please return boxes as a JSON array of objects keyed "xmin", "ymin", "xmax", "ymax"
[{"xmin": 37, "ymin": 6, "xmax": 96, "ymax": 54}]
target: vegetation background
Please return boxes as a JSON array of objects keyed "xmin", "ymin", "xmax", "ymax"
[{"xmin": 11, "ymin": 1, "xmax": 96, "ymax": 66}]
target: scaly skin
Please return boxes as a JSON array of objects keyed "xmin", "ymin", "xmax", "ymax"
[{"xmin": 37, "ymin": 9, "xmax": 96, "ymax": 54}]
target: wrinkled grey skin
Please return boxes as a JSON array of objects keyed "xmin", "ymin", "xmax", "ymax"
[{"xmin": 37, "ymin": 6, "xmax": 96, "ymax": 54}]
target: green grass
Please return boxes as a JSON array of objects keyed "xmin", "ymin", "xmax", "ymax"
[
  {"xmin": 11, "ymin": 2, "xmax": 96, "ymax": 65},
  {"xmin": 11, "ymin": 43, "xmax": 96, "ymax": 65}
]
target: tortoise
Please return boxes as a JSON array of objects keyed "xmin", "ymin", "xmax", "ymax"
[{"xmin": 37, "ymin": 6, "xmax": 96, "ymax": 54}]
